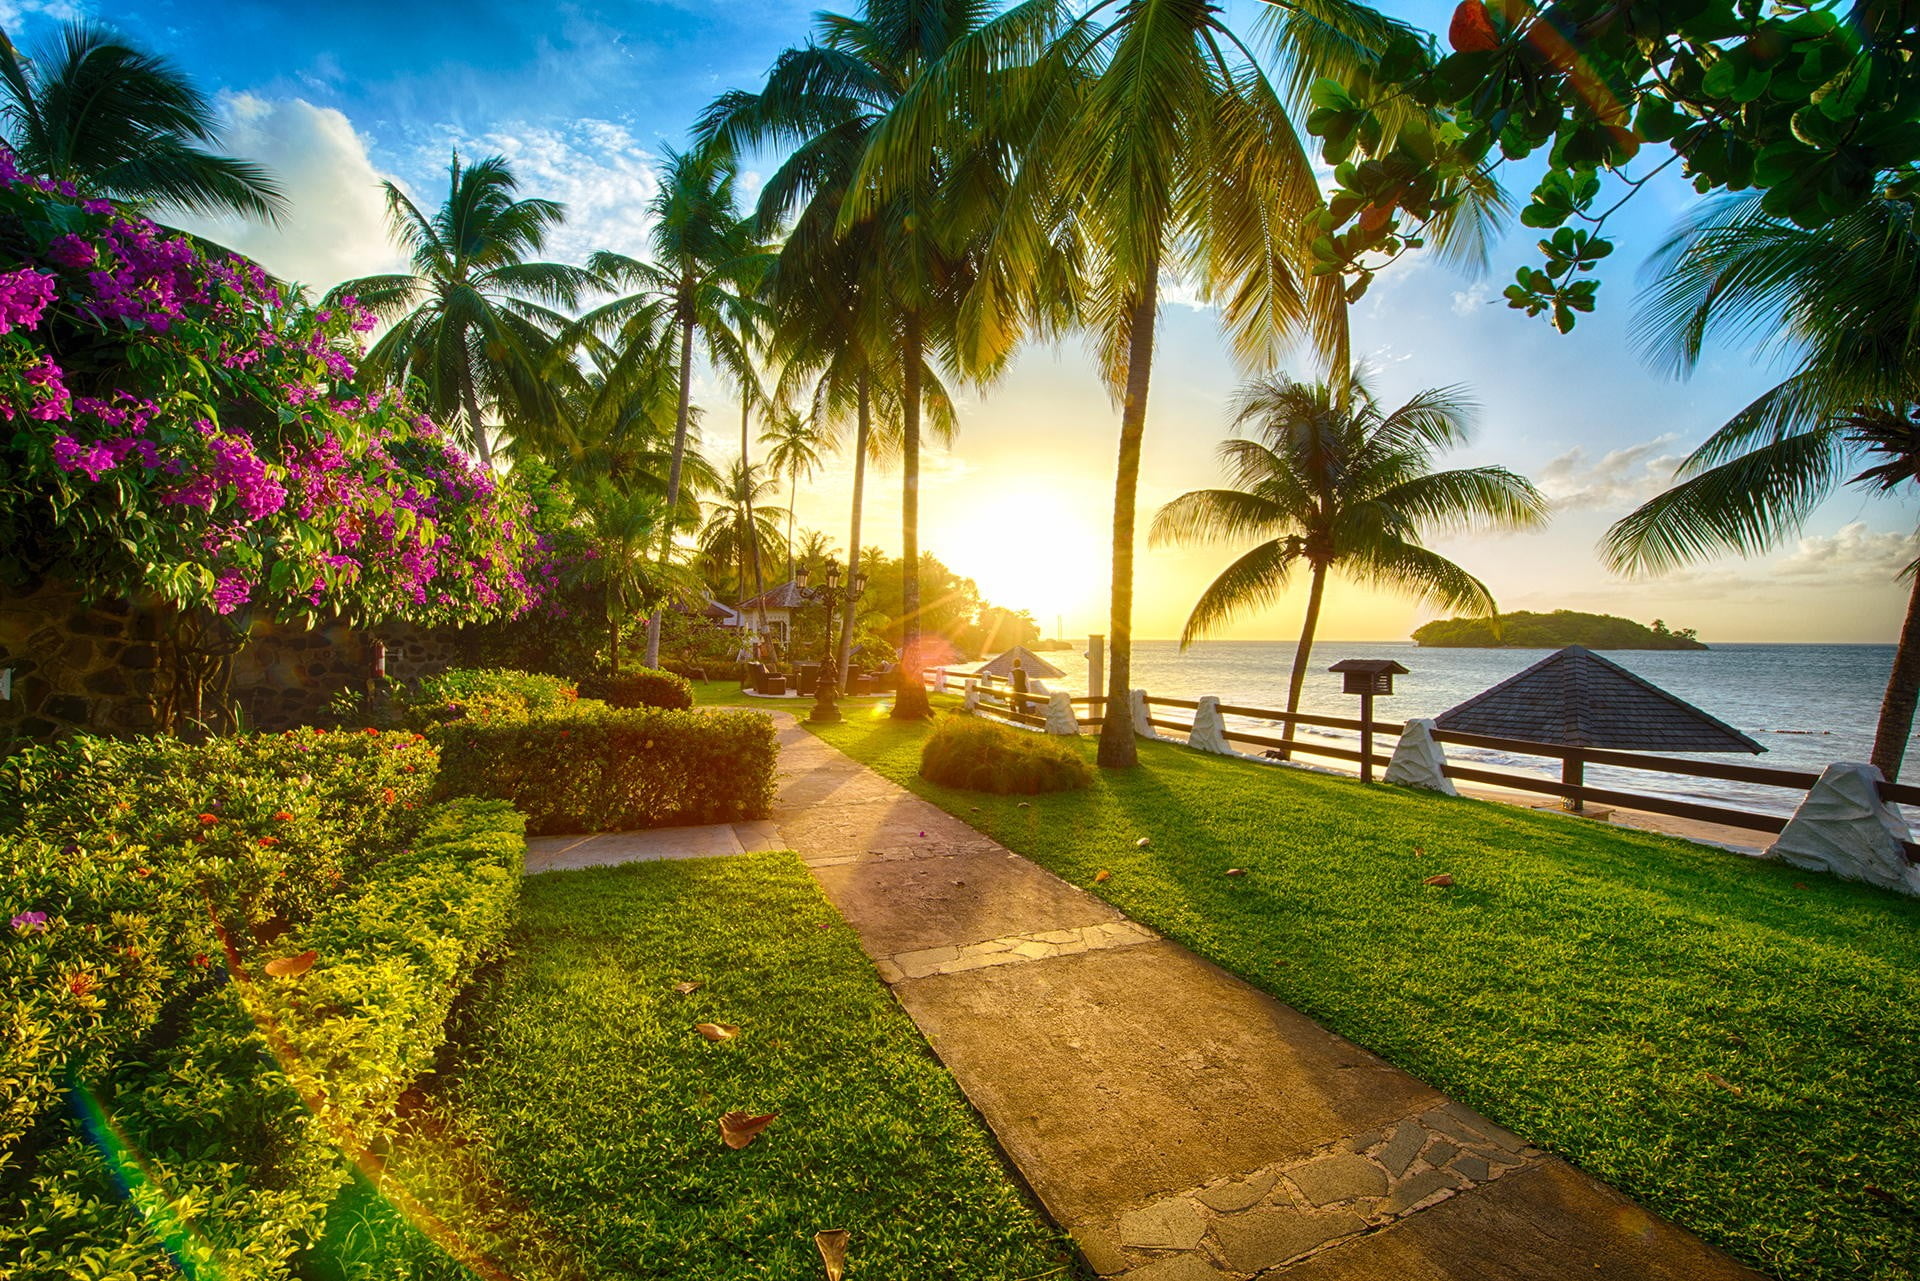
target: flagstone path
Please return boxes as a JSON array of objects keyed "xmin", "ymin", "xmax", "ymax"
[{"xmin": 558, "ymin": 709, "xmax": 1768, "ymax": 1280}]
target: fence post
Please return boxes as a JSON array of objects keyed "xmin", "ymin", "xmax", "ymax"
[
  {"xmin": 1087, "ymin": 633, "xmax": 1104, "ymax": 702},
  {"xmin": 1563, "ymin": 750, "xmax": 1585, "ymax": 812},
  {"xmin": 1359, "ymin": 689, "xmax": 1375, "ymax": 783}
]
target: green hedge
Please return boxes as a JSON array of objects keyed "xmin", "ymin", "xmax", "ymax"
[
  {"xmin": 920, "ymin": 715, "xmax": 1093, "ymax": 794},
  {"xmin": 0, "ymin": 731, "xmax": 523, "ymax": 1280},
  {"xmin": 329, "ymin": 666, "xmax": 579, "ymax": 732},
  {"xmin": 431, "ymin": 706, "xmax": 777, "ymax": 835},
  {"xmin": 599, "ymin": 666, "xmax": 695, "ymax": 711}
]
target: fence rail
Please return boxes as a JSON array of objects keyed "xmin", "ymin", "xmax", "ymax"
[{"xmin": 921, "ymin": 671, "xmax": 1912, "ymax": 857}]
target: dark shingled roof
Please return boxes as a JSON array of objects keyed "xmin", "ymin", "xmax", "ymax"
[
  {"xmin": 1433, "ymin": 645, "xmax": 1763, "ymax": 753},
  {"xmin": 736, "ymin": 580, "xmax": 807, "ymax": 611},
  {"xmin": 977, "ymin": 646, "xmax": 1066, "ymax": 680}
]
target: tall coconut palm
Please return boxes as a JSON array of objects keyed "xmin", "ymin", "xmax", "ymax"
[
  {"xmin": 700, "ymin": 459, "xmax": 787, "ymax": 604},
  {"xmin": 762, "ymin": 407, "xmax": 836, "ymax": 583},
  {"xmin": 1613, "ymin": 192, "xmax": 1920, "ymax": 777},
  {"xmin": 333, "ymin": 153, "xmax": 595, "ymax": 468},
  {"xmin": 0, "ymin": 20, "xmax": 283, "ymax": 221},
  {"xmin": 1154, "ymin": 373, "xmax": 1548, "ymax": 732},
  {"xmin": 578, "ymin": 146, "xmax": 773, "ymax": 668},
  {"xmin": 576, "ymin": 482, "xmax": 704, "ymax": 677},
  {"xmin": 697, "ymin": 0, "xmax": 993, "ymax": 719}
]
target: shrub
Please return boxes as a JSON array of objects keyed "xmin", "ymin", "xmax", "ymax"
[
  {"xmin": 431, "ymin": 706, "xmax": 777, "ymax": 835},
  {"xmin": 920, "ymin": 716, "xmax": 1093, "ymax": 795},
  {"xmin": 327, "ymin": 666, "xmax": 579, "ymax": 731},
  {"xmin": 600, "ymin": 666, "xmax": 694, "ymax": 710},
  {"xmin": 0, "ymin": 734, "xmax": 520, "ymax": 1280}
]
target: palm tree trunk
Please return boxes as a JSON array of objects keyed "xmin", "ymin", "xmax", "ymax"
[
  {"xmin": 742, "ymin": 397, "xmax": 768, "ymax": 645},
  {"xmin": 786, "ymin": 469, "xmax": 797, "ymax": 583},
  {"xmin": 1096, "ymin": 276, "xmax": 1159, "ymax": 770},
  {"xmin": 838, "ymin": 374, "xmax": 871, "ymax": 687},
  {"xmin": 1278, "ymin": 562, "xmax": 1328, "ymax": 761},
  {"xmin": 458, "ymin": 344, "xmax": 492, "ymax": 469},
  {"xmin": 645, "ymin": 304, "xmax": 698, "ymax": 669},
  {"xmin": 1870, "ymin": 569, "xmax": 1920, "ymax": 779},
  {"xmin": 893, "ymin": 309, "xmax": 928, "ymax": 718}
]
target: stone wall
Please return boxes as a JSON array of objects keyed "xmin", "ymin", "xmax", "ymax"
[{"xmin": 2, "ymin": 579, "xmax": 462, "ymax": 741}]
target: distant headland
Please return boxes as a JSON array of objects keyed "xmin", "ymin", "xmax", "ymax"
[{"xmin": 1412, "ymin": 611, "xmax": 1709, "ymax": 650}]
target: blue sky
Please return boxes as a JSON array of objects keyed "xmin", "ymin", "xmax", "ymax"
[{"xmin": 19, "ymin": 0, "xmax": 1916, "ymax": 641}]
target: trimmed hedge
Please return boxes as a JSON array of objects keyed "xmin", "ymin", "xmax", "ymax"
[
  {"xmin": 599, "ymin": 666, "xmax": 695, "ymax": 711},
  {"xmin": 328, "ymin": 666, "xmax": 578, "ymax": 732},
  {"xmin": 431, "ymin": 705, "xmax": 778, "ymax": 835},
  {"xmin": 0, "ymin": 731, "xmax": 523, "ymax": 1280},
  {"xmin": 920, "ymin": 715, "xmax": 1093, "ymax": 795}
]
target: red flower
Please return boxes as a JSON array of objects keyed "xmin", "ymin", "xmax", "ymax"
[
  {"xmin": 364, "ymin": 727, "xmax": 380, "ymax": 736},
  {"xmin": 381, "ymin": 788, "xmax": 396, "ymax": 804},
  {"xmin": 191, "ymin": 952, "xmax": 211, "ymax": 969},
  {"xmin": 134, "ymin": 866, "xmax": 152, "ymax": 879},
  {"xmin": 67, "ymin": 972, "xmax": 95, "ymax": 997},
  {"xmin": 272, "ymin": 810, "xmax": 294, "ymax": 821},
  {"xmin": 197, "ymin": 813, "xmax": 219, "ymax": 825},
  {"xmin": 258, "ymin": 837, "xmax": 280, "ymax": 847}
]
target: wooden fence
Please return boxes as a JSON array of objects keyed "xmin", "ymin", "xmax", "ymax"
[{"xmin": 926, "ymin": 670, "xmax": 1920, "ymax": 855}]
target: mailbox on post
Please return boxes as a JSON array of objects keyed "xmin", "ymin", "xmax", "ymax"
[{"xmin": 1328, "ymin": 659, "xmax": 1408, "ymax": 782}]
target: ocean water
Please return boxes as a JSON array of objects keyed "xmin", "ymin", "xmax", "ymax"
[{"xmin": 975, "ymin": 640, "xmax": 1913, "ymax": 817}]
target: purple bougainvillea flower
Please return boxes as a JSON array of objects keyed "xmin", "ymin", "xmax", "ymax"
[{"xmin": 10, "ymin": 911, "xmax": 49, "ymax": 933}]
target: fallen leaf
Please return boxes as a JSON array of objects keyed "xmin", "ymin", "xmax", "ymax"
[
  {"xmin": 1412, "ymin": 845, "xmax": 1426, "ymax": 857},
  {"xmin": 1226, "ymin": 868, "xmax": 1248, "ymax": 877},
  {"xmin": 719, "ymin": 1110, "xmax": 777, "ymax": 1149},
  {"xmin": 1423, "ymin": 873, "xmax": 1454, "ymax": 887},
  {"xmin": 672, "ymin": 981, "xmax": 702, "ymax": 995},
  {"xmin": 1016, "ymin": 801, "xmax": 1031, "ymax": 808},
  {"xmin": 814, "ymin": 1228, "xmax": 850, "ymax": 1280},
  {"xmin": 1135, "ymin": 836, "xmax": 1151, "ymax": 849},
  {"xmin": 1704, "ymin": 1072, "xmax": 1744, "ymax": 1096},
  {"xmin": 696, "ymin": 1023, "xmax": 740, "ymax": 1042},
  {"xmin": 1093, "ymin": 869, "xmax": 1112, "ymax": 884},
  {"xmin": 263, "ymin": 949, "xmax": 316, "ymax": 978},
  {"xmin": 813, "ymin": 922, "xmax": 832, "ymax": 930}
]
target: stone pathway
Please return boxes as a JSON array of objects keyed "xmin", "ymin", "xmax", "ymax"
[
  {"xmin": 523, "ymin": 819, "xmax": 784, "ymax": 874},
  {"xmin": 567, "ymin": 709, "xmax": 1766, "ymax": 1280}
]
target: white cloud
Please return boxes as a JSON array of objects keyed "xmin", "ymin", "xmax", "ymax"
[
  {"xmin": 423, "ymin": 118, "xmax": 663, "ymax": 266},
  {"xmin": 167, "ymin": 94, "xmax": 402, "ymax": 295},
  {"xmin": 1450, "ymin": 282, "xmax": 1491, "ymax": 316},
  {"xmin": 1538, "ymin": 434, "xmax": 1685, "ymax": 512},
  {"xmin": 1772, "ymin": 522, "xmax": 1920, "ymax": 586},
  {"xmin": 0, "ymin": 1, "xmax": 87, "ymax": 26}
]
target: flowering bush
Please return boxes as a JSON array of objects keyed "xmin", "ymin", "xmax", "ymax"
[
  {"xmin": 0, "ymin": 731, "xmax": 522, "ymax": 1279},
  {"xmin": 0, "ymin": 149, "xmax": 549, "ymax": 624}
]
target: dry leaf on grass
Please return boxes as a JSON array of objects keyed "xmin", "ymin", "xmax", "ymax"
[
  {"xmin": 1704, "ymin": 1072, "xmax": 1744, "ymax": 1096},
  {"xmin": 696, "ymin": 1023, "xmax": 739, "ymax": 1042},
  {"xmin": 1093, "ymin": 869, "xmax": 1112, "ymax": 884},
  {"xmin": 263, "ymin": 949, "xmax": 316, "ymax": 978},
  {"xmin": 1134, "ymin": 836, "xmax": 1151, "ymax": 848},
  {"xmin": 1423, "ymin": 873, "xmax": 1455, "ymax": 887},
  {"xmin": 814, "ymin": 1228, "xmax": 850, "ymax": 1280},
  {"xmin": 718, "ymin": 1110, "xmax": 777, "ymax": 1149},
  {"xmin": 1225, "ymin": 868, "xmax": 1247, "ymax": 877},
  {"xmin": 672, "ymin": 981, "xmax": 702, "ymax": 994},
  {"xmin": 1412, "ymin": 845, "xmax": 1426, "ymax": 857}
]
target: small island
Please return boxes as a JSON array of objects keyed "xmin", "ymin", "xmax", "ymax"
[{"xmin": 1412, "ymin": 610, "xmax": 1709, "ymax": 650}]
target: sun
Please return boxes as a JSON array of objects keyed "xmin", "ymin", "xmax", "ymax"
[{"xmin": 930, "ymin": 482, "xmax": 1108, "ymax": 631}]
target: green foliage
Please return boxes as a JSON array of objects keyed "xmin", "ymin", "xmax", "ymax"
[
  {"xmin": 1297, "ymin": 0, "xmax": 1920, "ymax": 329},
  {"xmin": 0, "ymin": 730, "xmax": 522, "ymax": 1280},
  {"xmin": 429, "ymin": 705, "xmax": 777, "ymax": 835},
  {"xmin": 920, "ymin": 715, "xmax": 1093, "ymax": 795},
  {"xmin": 1412, "ymin": 610, "xmax": 1705, "ymax": 649},
  {"xmin": 814, "ymin": 711, "xmax": 1920, "ymax": 1281},
  {"xmin": 598, "ymin": 665, "xmax": 695, "ymax": 711},
  {"xmin": 399, "ymin": 667, "xmax": 579, "ymax": 727},
  {"xmin": 319, "ymin": 854, "xmax": 1072, "ymax": 1279}
]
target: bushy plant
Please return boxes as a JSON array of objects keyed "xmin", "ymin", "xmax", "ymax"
[
  {"xmin": 400, "ymin": 667, "xmax": 578, "ymax": 726},
  {"xmin": 431, "ymin": 706, "xmax": 777, "ymax": 835},
  {"xmin": 920, "ymin": 716, "xmax": 1093, "ymax": 795},
  {"xmin": 0, "ymin": 150, "xmax": 551, "ymax": 622},
  {"xmin": 0, "ymin": 731, "xmax": 518, "ymax": 1279},
  {"xmin": 600, "ymin": 666, "xmax": 694, "ymax": 711}
]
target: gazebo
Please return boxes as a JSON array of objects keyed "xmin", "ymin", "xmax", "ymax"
[
  {"xmin": 1433, "ymin": 645, "xmax": 1762, "ymax": 810},
  {"xmin": 976, "ymin": 646, "xmax": 1066, "ymax": 681}
]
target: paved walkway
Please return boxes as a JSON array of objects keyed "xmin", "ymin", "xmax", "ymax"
[{"xmin": 571, "ymin": 710, "xmax": 1766, "ymax": 1280}]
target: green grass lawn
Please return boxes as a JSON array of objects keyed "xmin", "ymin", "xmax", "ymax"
[
  {"xmin": 316, "ymin": 851, "xmax": 1074, "ymax": 1281},
  {"xmin": 805, "ymin": 709, "xmax": 1920, "ymax": 1281}
]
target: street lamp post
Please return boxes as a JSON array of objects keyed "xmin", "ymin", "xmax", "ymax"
[{"xmin": 796, "ymin": 559, "xmax": 867, "ymax": 722}]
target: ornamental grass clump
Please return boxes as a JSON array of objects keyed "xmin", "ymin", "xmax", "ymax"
[{"xmin": 920, "ymin": 716, "xmax": 1093, "ymax": 795}]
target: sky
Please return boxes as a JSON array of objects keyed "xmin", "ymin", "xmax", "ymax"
[{"xmin": 20, "ymin": 0, "xmax": 1917, "ymax": 644}]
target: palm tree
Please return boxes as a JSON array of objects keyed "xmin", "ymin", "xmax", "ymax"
[
  {"xmin": 762, "ymin": 407, "xmax": 835, "ymax": 583},
  {"xmin": 578, "ymin": 146, "xmax": 772, "ymax": 669},
  {"xmin": 1612, "ymin": 193, "xmax": 1920, "ymax": 777},
  {"xmin": 0, "ymin": 20, "xmax": 283, "ymax": 220},
  {"xmin": 333, "ymin": 153, "xmax": 595, "ymax": 467},
  {"xmin": 697, "ymin": 0, "xmax": 992, "ymax": 719},
  {"xmin": 699, "ymin": 459, "xmax": 787, "ymax": 604},
  {"xmin": 1153, "ymin": 373, "xmax": 1547, "ymax": 732},
  {"xmin": 576, "ymin": 483, "xmax": 704, "ymax": 677}
]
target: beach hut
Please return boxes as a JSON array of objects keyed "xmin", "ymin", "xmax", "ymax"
[
  {"xmin": 1434, "ymin": 645, "xmax": 1762, "ymax": 810},
  {"xmin": 976, "ymin": 646, "xmax": 1066, "ymax": 681}
]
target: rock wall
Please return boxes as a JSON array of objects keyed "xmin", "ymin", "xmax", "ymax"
[{"xmin": 2, "ymin": 580, "xmax": 463, "ymax": 741}]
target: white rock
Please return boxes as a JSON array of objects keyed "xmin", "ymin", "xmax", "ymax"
[
  {"xmin": 1044, "ymin": 691, "xmax": 1080, "ymax": 735},
  {"xmin": 1768, "ymin": 762, "xmax": 1920, "ymax": 896},
  {"xmin": 1383, "ymin": 718, "xmax": 1458, "ymax": 796},
  {"xmin": 1130, "ymin": 688, "xmax": 1163, "ymax": 740},
  {"xmin": 962, "ymin": 678, "xmax": 981, "ymax": 713},
  {"xmin": 1188, "ymin": 695, "xmax": 1235, "ymax": 755}
]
